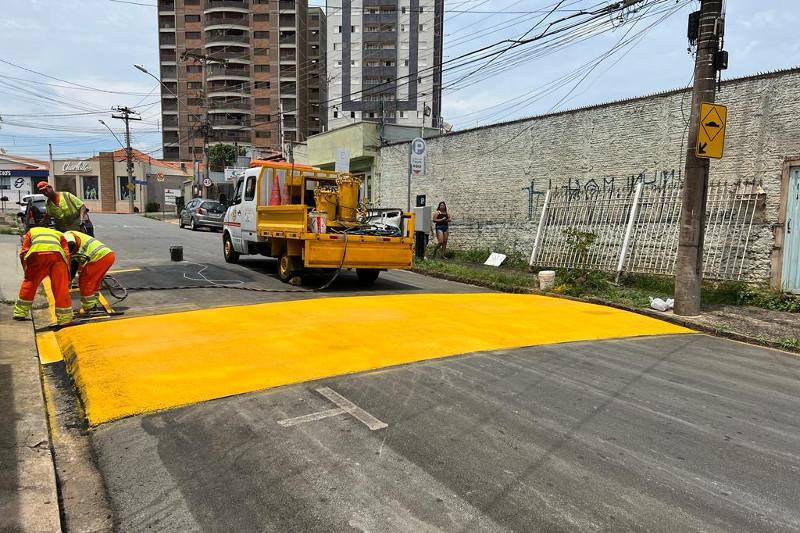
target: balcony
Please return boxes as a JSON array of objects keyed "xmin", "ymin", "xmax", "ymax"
[
  {"xmin": 279, "ymin": 51, "xmax": 297, "ymax": 62},
  {"xmin": 362, "ymin": 31, "xmax": 396, "ymax": 42},
  {"xmin": 205, "ymin": 15, "xmax": 248, "ymax": 29},
  {"xmin": 278, "ymin": 0, "xmax": 295, "ymax": 11},
  {"xmin": 279, "ymin": 35, "xmax": 296, "ymax": 46},
  {"xmin": 159, "ymin": 34, "xmax": 176, "ymax": 46},
  {"xmin": 204, "ymin": 0, "xmax": 248, "ymax": 13},
  {"xmin": 208, "ymin": 65, "xmax": 251, "ymax": 80},
  {"xmin": 211, "ymin": 117, "xmax": 251, "ymax": 128},
  {"xmin": 363, "ymin": 13, "xmax": 397, "ymax": 24},
  {"xmin": 208, "ymin": 100, "xmax": 252, "ymax": 112},
  {"xmin": 279, "ymin": 66, "xmax": 296, "ymax": 78},
  {"xmin": 205, "ymin": 33, "xmax": 250, "ymax": 45},
  {"xmin": 363, "ymin": 66, "xmax": 397, "ymax": 76},
  {"xmin": 362, "ymin": 48, "xmax": 397, "ymax": 60},
  {"xmin": 205, "ymin": 49, "xmax": 250, "ymax": 60},
  {"xmin": 159, "ymin": 50, "xmax": 177, "ymax": 61}
]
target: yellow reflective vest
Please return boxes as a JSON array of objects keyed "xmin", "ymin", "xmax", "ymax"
[
  {"xmin": 25, "ymin": 228, "xmax": 68, "ymax": 262},
  {"xmin": 65, "ymin": 231, "xmax": 111, "ymax": 265},
  {"xmin": 46, "ymin": 192, "xmax": 84, "ymax": 231}
]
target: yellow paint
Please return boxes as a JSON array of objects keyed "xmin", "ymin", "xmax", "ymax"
[
  {"xmin": 108, "ymin": 268, "xmax": 140, "ymax": 274},
  {"xmin": 42, "ymin": 278, "xmax": 57, "ymax": 324},
  {"xmin": 41, "ymin": 377, "xmax": 59, "ymax": 439},
  {"xmin": 37, "ymin": 332, "xmax": 64, "ymax": 364},
  {"xmin": 54, "ymin": 293, "xmax": 694, "ymax": 426}
]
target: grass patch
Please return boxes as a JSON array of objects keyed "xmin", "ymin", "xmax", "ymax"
[
  {"xmin": 414, "ymin": 247, "xmax": 799, "ymax": 314},
  {"xmin": 0, "ymin": 226, "xmax": 23, "ymax": 236},
  {"xmin": 142, "ymin": 214, "xmax": 164, "ymax": 221}
]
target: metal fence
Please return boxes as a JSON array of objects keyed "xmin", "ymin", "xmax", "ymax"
[{"xmin": 529, "ymin": 181, "xmax": 765, "ymax": 281}]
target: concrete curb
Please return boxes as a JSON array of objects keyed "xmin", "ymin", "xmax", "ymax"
[
  {"xmin": 412, "ymin": 267, "xmax": 800, "ymax": 355},
  {"xmin": 0, "ymin": 314, "xmax": 62, "ymax": 533}
]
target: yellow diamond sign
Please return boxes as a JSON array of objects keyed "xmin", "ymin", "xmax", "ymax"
[{"xmin": 696, "ymin": 102, "xmax": 727, "ymax": 159}]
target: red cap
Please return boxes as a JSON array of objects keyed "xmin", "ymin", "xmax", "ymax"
[{"xmin": 37, "ymin": 182, "xmax": 51, "ymax": 192}]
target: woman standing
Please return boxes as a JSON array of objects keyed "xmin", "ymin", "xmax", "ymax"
[{"xmin": 431, "ymin": 201, "xmax": 451, "ymax": 259}]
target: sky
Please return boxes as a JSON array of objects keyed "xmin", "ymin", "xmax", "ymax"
[{"xmin": 0, "ymin": 0, "xmax": 797, "ymax": 161}]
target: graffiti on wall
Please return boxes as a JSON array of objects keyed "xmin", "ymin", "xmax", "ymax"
[{"xmin": 523, "ymin": 169, "xmax": 683, "ymax": 219}]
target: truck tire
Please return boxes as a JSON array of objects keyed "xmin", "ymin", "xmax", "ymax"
[
  {"xmin": 223, "ymin": 234, "xmax": 239, "ymax": 263},
  {"xmin": 278, "ymin": 251, "xmax": 293, "ymax": 282},
  {"xmin": 356, "ymin": 268, "xmax": 380, "ymax": 284}
]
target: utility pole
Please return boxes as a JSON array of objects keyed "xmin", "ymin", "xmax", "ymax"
[
  {"xmin": 181, "ymin": 51, "xmax": 226, "ymax": 199},
  {"xmin": 112, "ymin": 106, "xmax": 141, "ymax": 214},
  {"xmin": 674, "ymin": 0, "xmax": 723, "ymax": 316}
]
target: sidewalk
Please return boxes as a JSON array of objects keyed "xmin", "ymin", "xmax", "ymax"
[{"xmin": 0, "ymin": 235, "xmax": 62, "ymax": 533}]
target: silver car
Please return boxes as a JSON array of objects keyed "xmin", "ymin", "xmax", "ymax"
[{"xmin": 179, "ymin": 199, "xmax": 225, "ymax": 231}]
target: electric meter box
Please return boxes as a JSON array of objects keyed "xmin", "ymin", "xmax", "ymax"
[{"xmin": 413, "ymin": 206, "xmax": 431, "ymax": 232}]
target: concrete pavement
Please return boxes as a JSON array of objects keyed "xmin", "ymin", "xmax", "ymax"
[{"xmin": 0, "ymin": 235, "xmax": 62, "ymax": 533}]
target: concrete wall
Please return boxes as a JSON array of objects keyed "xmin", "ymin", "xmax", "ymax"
[{"xmin": 378, "ymin": 68, "xmax": 800, "ymax": 282}]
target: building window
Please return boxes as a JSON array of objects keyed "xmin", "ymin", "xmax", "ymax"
[
  {"xmin": 350, "ymin": 112, "xmax": 356, "ymax": 119},
  {"xmin": 255, "ymin": 47, "xmax": 270, "ymax": 55},
  {"xmin": 402, "ymin": 7, "xmax": 407, "ymax": 14},
  {"xmin": 81, "ymin": 176, "xmax": 99, "ymax": 200},
  {"xmin": 185, "ymin": 15, "xmax": 200, "ymax": 23},
  {"xmin": 254, "ymin": 14, "xmax": 269, "ymax": 22},
  {"xmin": 184, "ymin": 0, "xmax": 199, "ymax": 4},
  {"xmin": 255, "ymin": 114, "xmax": 271, "ymax": 122},
  {"xmin": 333, "ymin": 110, "xmax": 338, "ymax": 118},
  {"xmin": 255, "ymin": 131, "xmax": 271, "ymax": 138},
  {"xmin": 351, "ymin": 25, "xmax": 358, "ymax": 33},
  {"xmin": 336, "ymin": 26, "xmax": 342, "ymax": 33},
  {"xmin": 419, "ymin": 24, "xmax": 424, "ymax": 32},
  {"xmin": 255, "ymin": 81, "xmax": 270, "ymax": 89},
  {"xmin": 400, "ymin": 111, "xmax": 405, "ymax": 118},
  {"xmin": 187, "ymin": 65, "xmax": 202, "ymax": 73},
  {"xmin": 118, "ymin": 176, "xmax": 137, "ymax": 201},
  {"xmin": 401, "ymin": 24, "xmax": 406, "ymax": 32},
  {"xmin": 255, "ymin": 98, "xmax": 270, "ymax": 105},
  {"xmin": 254, "ymin": 31, "xmax": 269, "ymax": 39},
  {"xmin": 333, "ymin": 43, "xmax": 340, "ymax": 50},
  {"xmin": 404, "ymin": 59, "xmax": 409, "ymax": 66},
  {"xmin": 186, "ymin": 31, "xmax": 201, "ymax": 40},
  {"xmin": 255, "ymin": 65, "xmax": 270, "ymax": 72},
  {"xmin": 419, "ymin": 6, "xmax": 424, "ymax": 12}
]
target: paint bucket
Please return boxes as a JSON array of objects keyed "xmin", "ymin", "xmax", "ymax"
[
  {"xmin": 538, "ymin": 270, "xmax": 556, "ymax": 290},
  {"xmin": 308, "ymin": 211, "xmax": 327, "ymax": 234},
  {"xmin": 336, "ymin": 176, "xmax": 361, "ymax": 222},
  {"xmin": 170, "ymin": 245, "xmax": 183, "ymax": 262},
  {"xmin": 314, "ymin": 187, "xmax": 338, "ymax": 220}
]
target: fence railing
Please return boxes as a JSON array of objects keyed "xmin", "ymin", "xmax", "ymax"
[{"xmin": 529, "ymin": 181, "xmax": 765, "ymax": 281}]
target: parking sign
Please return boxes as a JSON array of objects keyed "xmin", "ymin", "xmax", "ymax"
[{"xmin": 410, "ymin": 137, "xmax": 426, "ymax": 175}]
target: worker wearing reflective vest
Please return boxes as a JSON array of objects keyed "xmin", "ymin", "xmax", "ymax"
[
  {"xmin": 64, "ymin": 231, "xmax": 115, "ymax": 313},
  {"xmin": 13, "ymin": 227, "xmax": 73, "ymax": 326},
  {"xmin": 38, "ymin": 182, "xmax": 87, "ymax": 232}
]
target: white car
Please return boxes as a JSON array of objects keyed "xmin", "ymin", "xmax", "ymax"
[{"xmin": 16, "ymin": 194, "xmax": 46, "ymax": 222}]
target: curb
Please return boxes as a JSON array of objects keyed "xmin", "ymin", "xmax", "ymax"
[
  {"xmin": 411, "ymin": 267, "xmax": 800, "ymax": 355},
  {"xmin": 0, "ymin": 314, "xmax": 62, "ymax": 533}
]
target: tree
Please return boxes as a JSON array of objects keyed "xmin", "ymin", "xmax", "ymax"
[{"xmin": 208, "ymin": 143, "xmax": 246, "ymax": 171}]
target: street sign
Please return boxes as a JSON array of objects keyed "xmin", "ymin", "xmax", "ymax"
[
  {"xmin": 164, "ymin": 188, "xmax": 179, "ymax": 206},
  {"xmin": 695, "ymin": 102, "xmax": 727, "ymax": 159},
  {"xmin": 410, "ymin": 137, "xmax": 426, "ymax": 175},
  {"xmin": 156, "ymin": 172, "xmax": 165, "ymax": 182},
  {"xmin": 202, "ymin": 177, "xmax": 213, "ymax": 187},
  {"xmin": 126, "ymin": 183, "xmax": 135, "ymax": 191}
]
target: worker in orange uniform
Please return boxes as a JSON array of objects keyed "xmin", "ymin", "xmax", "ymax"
[
  {"xmin": 38, "ymin": 182, "xmax": 88, "ymax": 232},
  {"xmin": 64, "ymin": 231, "xmax": 115, "ymax": 314},
  {"xmin": 13, "ymin": 227, "xmax": 73, "ymax": 326}
]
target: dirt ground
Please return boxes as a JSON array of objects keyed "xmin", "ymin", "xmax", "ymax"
[{"xmin": 669, "ymin": 303, "xmax": 798, "ymax": 351}]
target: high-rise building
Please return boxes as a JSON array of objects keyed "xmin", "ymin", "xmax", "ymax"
[
  {"xmin": 156, "ymin": 0, "xmax": 327, "ymax": 161},
  {"xmin": 326, "ymin": 0, "xmax": 444, "ymax": 132}
]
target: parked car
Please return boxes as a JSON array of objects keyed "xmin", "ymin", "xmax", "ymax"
[
  {"xmin": 179, "ymin": 199, "xmax": 225, "ymax": 231},
  {"xmin": 18, "ymin": 195, "xmax": 94, "ymax": 236}
]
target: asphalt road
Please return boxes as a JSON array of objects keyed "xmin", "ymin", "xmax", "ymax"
[{"xmin": 49, "ymin": 214, "xmax": 800, "ymax": 532}]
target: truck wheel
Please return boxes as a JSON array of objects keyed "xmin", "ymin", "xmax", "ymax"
[
  {"xmin": 278, "ymin": 251, "xmax": 293, "ymax": 282},
  {"xmin": 356, "ymin": 269, "xmax": 380, "ymax": 284},
  {"xmin": 223, "ymin": 234, "xmax": 239, "ymax": 263}
]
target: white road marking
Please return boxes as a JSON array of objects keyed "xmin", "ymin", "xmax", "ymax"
[
  {"xmin": 276, "ymin": 387, "xmax": 388, "ymax": 431},
  {"xmin": 316, "ymin": 387, "xmax": 388, "ymax": 431},
  {"xmin": 278, "ymin": 407, "xmax": 345, "ymax": 427}
]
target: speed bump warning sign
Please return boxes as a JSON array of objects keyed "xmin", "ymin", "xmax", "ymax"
[{"xmin": 695, "ymin": 102, "xmax": 727, "ymax": 159}]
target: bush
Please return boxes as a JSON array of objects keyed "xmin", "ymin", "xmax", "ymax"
[{"xmin": 145, "ymin": 202, "xmax": 160, "ymax": 213}]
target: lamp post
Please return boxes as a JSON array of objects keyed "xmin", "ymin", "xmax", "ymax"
[{"xmin": 134, "ymin": 63, "xmax": 198, "ymax": 191}]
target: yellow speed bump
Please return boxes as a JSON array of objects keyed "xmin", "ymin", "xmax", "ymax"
[{"xmin": 53, "ymin": 293, "xmax": 693, "ymax": 425}]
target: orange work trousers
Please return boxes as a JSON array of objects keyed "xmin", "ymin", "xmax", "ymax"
[
  {"xmin": 78, "ymin": 252, "xmax": 116, "ymax": 298},
  {"xmin": 18, "ymin": 252, "xmax": 71, "ymax": 309}
]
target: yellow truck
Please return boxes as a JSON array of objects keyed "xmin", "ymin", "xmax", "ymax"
[{"xmin": 222, "ymin": 160, "xmax": 414, "ymax": 283}]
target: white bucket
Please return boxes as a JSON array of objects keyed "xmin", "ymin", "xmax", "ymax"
[
  {"xmin": 538, "ymin": 270, "xmax": 556, "ymax": 290},
  {"xmin": 308, "ymin": 211, "xmax": 327, "ymax": 234}
]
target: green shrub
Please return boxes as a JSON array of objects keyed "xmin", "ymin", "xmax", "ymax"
[{"xmin": 145, "ymin": 202, "xmax": 161, "ymax": 213}]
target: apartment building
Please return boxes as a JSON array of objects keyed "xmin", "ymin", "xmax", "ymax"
[
  {"xmin": 156, "ymin": 0, "xmax": 327, "ymax": 161},
  {"xmin": 326, "ymin": 0, "xmax": 444, "ymax": 131}
]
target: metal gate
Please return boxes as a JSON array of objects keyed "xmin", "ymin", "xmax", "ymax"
[{"xmin": 529, "ymin": 181, "xmax": 765, "ymax": 281}]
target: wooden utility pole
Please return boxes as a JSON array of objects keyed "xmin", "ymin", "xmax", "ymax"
[
  {"xmin": 674, "ymin": 0, "xmax": 723, "ymax": 316},
  {"xmin": 112, "ymin": 106, "xmax": 141, "ymax": 213}
]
